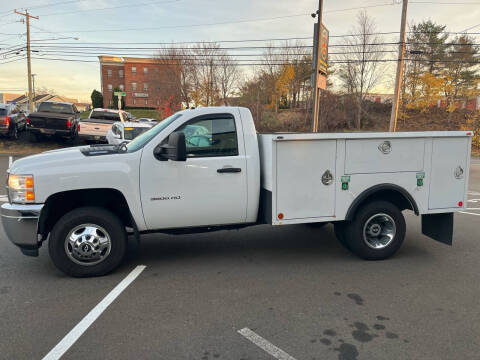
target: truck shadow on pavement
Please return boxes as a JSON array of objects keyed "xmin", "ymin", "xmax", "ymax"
[{"xmin": 121, "ymin": 223, "xmax": 431, "ymax": 268}]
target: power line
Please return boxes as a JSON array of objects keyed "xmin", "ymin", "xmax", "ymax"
[
  {"xmin": 29, "ymin": 56, "xmax": 313, "ymax": 66},
  {"xmin": 30, "ymin": 44, "xmax": 313, "ymax": 50},
  {"xmin": 0, "ymin": 0, "xmax": 95, "ymax": 15},
  {"xmin": 30, "ymin": 13, "xmax": 313, "ymax": 34},
  {"xmin": 38, "ymin": 0, "xmax": 181, "ymax": 17},
  {"xmin": 0, "ymin": 56, "xmax": 26, "ymax": 65},
  {"xmin": 324, "ymin": 2, "xmax": 396, "ymax": 13},
  {"xmin": 28, "ymin": 36, "xmax": 313, "ymax": 45}
]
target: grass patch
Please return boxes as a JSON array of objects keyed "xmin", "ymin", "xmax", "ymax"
[{"xmin": 128, "ymin": 109, "xmax": 160, "ymax": 120}]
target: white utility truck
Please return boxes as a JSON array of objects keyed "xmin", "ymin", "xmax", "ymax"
[{"xmin": 1, "ymin": 107, "xmax": 472, "ymax": 277}]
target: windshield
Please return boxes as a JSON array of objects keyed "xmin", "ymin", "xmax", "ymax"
[
  {"xmin": 0, "ymin": 109, "xmax": 8, "ymax": 116},
  {"xmin": 90, "ymin": 111, "xmax": 121, "ymax": 121},
  {"xmin": 124, "ymin": 126, "xmax": 150, "ymax": 140},
  {"xmin": 126, "ymin": 113, "xmax": 182, "ymax": 152},
  {"xmin": 37, "ymin": 102, "xmax": 73, "ymax": 114}
]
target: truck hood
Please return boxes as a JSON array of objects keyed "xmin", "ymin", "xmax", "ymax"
[{"xmin": 9, "ymin": 145, "xmax": 122, "ymax": 174}]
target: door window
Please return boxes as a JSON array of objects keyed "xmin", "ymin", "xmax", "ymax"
[{"xmin": 175, "ymin": 115, "xmax": 238, "ymax": 157}]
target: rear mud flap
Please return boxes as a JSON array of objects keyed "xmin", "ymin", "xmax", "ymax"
[{"xmin": 422, "ymin": 213, "xmax": 453, "ymax": 245}]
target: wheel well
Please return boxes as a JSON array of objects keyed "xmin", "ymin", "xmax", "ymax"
[
  {"xmin": 345, "ymin": 184, "xmax": 419, "ymax": 221},
  {"xmin": 38, "ymin": 189, "xmax": 133, "ymax": 239}
]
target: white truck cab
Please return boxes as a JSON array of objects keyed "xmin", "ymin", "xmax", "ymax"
[{"xmin": 1, "ymin": 107, "xmax": 473, "ymax": 277}]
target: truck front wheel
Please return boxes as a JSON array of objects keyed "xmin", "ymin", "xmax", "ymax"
[
  {"xmin": 344, "ymin": 201, "xmax": 406, "ymax": 260},
  {"xmin": 48, "ymin": 207, "xmax": 127, "ymax": 277}
]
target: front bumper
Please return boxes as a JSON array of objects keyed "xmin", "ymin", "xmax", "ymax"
[{"xmin": 1, "ymin": 203, "xmax": 44, "ymax": 256}]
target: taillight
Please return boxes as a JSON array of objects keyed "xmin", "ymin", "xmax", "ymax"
[
  {"xmin": 5, "ymin": 115, "xmax": 10, "ymax": 127},
  {"xmin": 66, "ymin": 119, "xmax": 71, "ymax": 128},
  {"xmin": 26, "ymin": 117, "xmax": 30, "ymax": 125},
  {"xmin": 77, "ymin": 123, "xmax": 80, "ymax": 132}
]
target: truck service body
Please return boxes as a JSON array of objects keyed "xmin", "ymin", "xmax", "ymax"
[{"xmin": 1, "ymin": 107, "xmax": 472, "ymax": 277}]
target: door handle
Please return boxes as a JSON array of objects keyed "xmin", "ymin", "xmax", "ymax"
[{"xmin": 217, "ymin": 167, "xmax": 242, "ymax": 173}]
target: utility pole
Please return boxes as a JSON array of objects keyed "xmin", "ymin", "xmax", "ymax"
[
  {"xmin": 14, "ymin": 9, "xmax": 38, "ymax": 113},
  {"xmin": 31, "ymin": 74, "xmax": 36, "ymax": 110},
  {"xmin": 312, "ymin": 0, "xmax": 324, "ymax": 132},
  {"xmin": 389, "ymin": 0, "xmax": 408, "ymax": 132}
]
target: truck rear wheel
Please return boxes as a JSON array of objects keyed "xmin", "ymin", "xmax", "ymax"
[
  {"xmin": 29, "ymin": 132, "xmax": 38, "ymax": 142},
  {"xmin": 9, "ymin": 125, "xmax": 18, "ymax": 140},
  {"xmin": 48, "ymin": 207, "xmax": 127, "ymax": 277},
  {"xmin": 344, "ymin": 201, "xmax": 406, "ymax": 260}
]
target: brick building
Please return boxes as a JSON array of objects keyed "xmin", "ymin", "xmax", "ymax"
[{"xmin": 99, "ymin": 56, "xmax": 178, "ymax": 109}]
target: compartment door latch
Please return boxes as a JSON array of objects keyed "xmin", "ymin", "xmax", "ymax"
[{"xmin": 322, "ymin": 170, "xmax": 334, "ymax": 186}]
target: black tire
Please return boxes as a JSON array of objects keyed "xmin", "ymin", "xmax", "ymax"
[
  {"xmin": 344, "ymin": 201, "xmax": 406, "ymax": 260},
  {"xmin": 9, "ymin": 125, "xmax": 18, "ymax": 140},
  {"xmin": 334, "ymin": 221, "xmax": 350, "ymax": 250},
  {"xmin": 29, "ymin": 132, "xmax": 38, "ymax": 142},
  {"xmin": 48, "ymin": 207, "xmax": 127, "ymax": 277}
]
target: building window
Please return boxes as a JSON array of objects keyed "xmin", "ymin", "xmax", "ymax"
[
  {"xmin": 143, "ymin": 83, "xmax": 148, "ymax": 91},
  {"xmin": 145, "ymin": 99, "xmax": 148, "ymax": 105},
  {"xmin": 107, "ymin": 84, "xmax": 113, "ymax": 91},
  {"xmin": 119, "ymin": 84, "xmax": 124, "ymax": 91},
  {"xmin": 119, "ymin": 69, "xmax": 124, "ymax": 78},
  {"xmin": 144, "ymin": 67, "xmax": 148, "ymax": 74},
  {"xmin": 107, "ymin": 69, "xmax": 112, "ymax": 78},
  {"xmin": 109, "ymin": 99, "xmax": 112, "ymax": 106},
  {"xmin": 157, "ymin": 100, "xmax": 159, "ymax": 105},
  {"xmin": 133, "ymin": 98, "xmax": 136, "ymax": 105},
  {"xmin": 132, "ymin": 66, "xmax": 136, "ymax": 74},
  {"xmin": 132, "ymin": 82, "xmax": 136, "ymax": 90}
]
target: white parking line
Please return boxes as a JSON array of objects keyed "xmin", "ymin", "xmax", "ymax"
[
  {"xmin": 238, "ymin": 328, "xmax": 297, "ymax": 360},
  {"xmin": 460, "ymin": 211, "xmax": 480, "ymax": 216},
  {"xmin": 42, "ymin": 265, "xmax": 146, "ymax": 360},
  {"xmin": 0, "ymin": 195, "xmax": 8, "ymax": 202},
  {"xmin": 8, "ymin": 156, "xmax": 12, "ymax": 167}
]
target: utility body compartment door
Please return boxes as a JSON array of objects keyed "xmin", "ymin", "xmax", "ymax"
[
  {"xmin": 428, "ymin": 137, "xmax": 469, "ymax": 209},
  {"xmin": 275, "ymin": 139, "xmax": 336, "ymax": 220}
]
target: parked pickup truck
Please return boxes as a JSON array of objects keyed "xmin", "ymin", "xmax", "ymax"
[
  {"xmin": 106, "ymin": 121, "xmax": 154, "ymax": 145},
  {"xmin": 0, "ymin": 103, "xmax": 27, "ymax": 139},
  {"xmin": 1, "ymin": 107, "xmax": 473, "ymax": 277},
  {"xmin": 27, "ymin": 101, "xmax": 80, "ymax": 141},
  {"xmin": 78, "ymin": 108, "xmax": 131, "ymax": 142}
]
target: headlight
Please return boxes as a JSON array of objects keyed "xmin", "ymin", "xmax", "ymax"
[{"xmin": 7, "ymin": 174, "xmax": 35, "ymax": 203}]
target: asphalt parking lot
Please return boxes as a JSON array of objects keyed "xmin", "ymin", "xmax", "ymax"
[{"xmin": 0, "ymin": 155, "xmax": 479, "ymax": 360}]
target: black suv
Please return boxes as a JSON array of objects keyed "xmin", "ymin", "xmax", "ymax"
[{"xmin": 0, "ymin": 104, "xmax": 27, "ymax": 139}]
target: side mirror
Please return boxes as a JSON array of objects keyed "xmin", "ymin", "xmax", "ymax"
[{"xmin": 154, "ymin": 131, "xmax": 186, "ymax": 161}]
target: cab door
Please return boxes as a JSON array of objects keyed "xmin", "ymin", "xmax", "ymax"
[{"xmin": 139, "ymin": 112, "xmax": 248, "ymax": 230}]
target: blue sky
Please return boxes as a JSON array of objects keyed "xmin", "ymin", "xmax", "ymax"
[{"xmin": 1, "ymin": 0, "xmax": 480, "ymax": 102}]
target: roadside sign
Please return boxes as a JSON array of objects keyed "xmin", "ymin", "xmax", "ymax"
[
  {"xmin": 114, "ymin": 91, "xmax": 126, "ymax": 97},
  {"xmin": 313, "ymin": 23, "xmax": 329, "ymax": 75}
]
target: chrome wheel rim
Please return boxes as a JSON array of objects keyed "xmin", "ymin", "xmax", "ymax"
[
  {"xmin": 64, "ymin": 224, "xmax": 111, "ymax": 266},
  {"xmin": 362, "ymin": 213, "xmax": 396, "ymax": 250}
]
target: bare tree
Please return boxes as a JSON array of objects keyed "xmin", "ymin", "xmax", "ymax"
[
  {"xmin": 336, "ymin": 10, "xmax": 385, "ymax": 129},
  {"xmin": 156, "ymin": 46, "xmax": 195, "ymax": 109},
  {"xmin": 217, "ymin": 52, "xmax": 241, "ymax": 105},
  {"xmin": 191, "ymin": 43, "xmax": 221, "ymax": 106}
]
